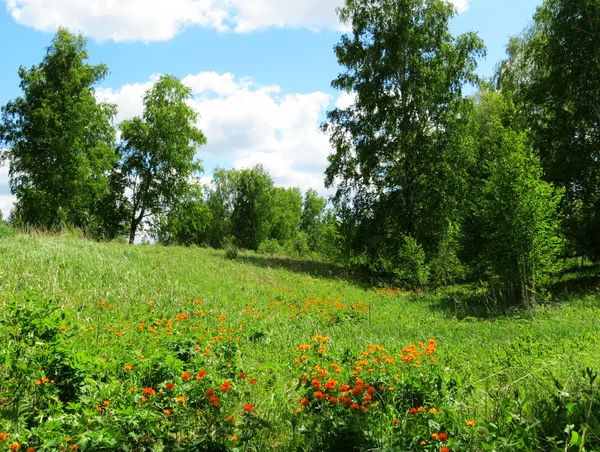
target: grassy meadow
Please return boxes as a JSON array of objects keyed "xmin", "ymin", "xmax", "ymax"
[{"xmin": 0, "ymin": 233, "xmax": 599, "ymax": 451}]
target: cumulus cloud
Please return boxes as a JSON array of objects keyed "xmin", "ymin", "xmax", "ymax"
[
  {"xmin": 96, "ymin": 72, "xmax": 343, "ymax": 194},
  {"xmin": 0, "ymin": 164, "xmax": 15, "ymax": 218},
  {"xmin": 3, "ymin": 0, "xmax": 473, "ymax": 41}
]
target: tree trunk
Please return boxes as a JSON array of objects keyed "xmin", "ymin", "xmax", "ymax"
[{"xmin": 129, "ymin": 221, "xmax": 137, "ymax": 245}]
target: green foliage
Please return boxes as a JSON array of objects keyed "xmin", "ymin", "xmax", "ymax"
[
  {"xmin": 270, "ymin": 187, "xmax": 302, "ymax": 245},
  {"xmin": 0, "ymin": 28, "xmax": 117, "ymax": 233},
  {"xmin": 206, "ymin": 168, "xmax": 239, "ymax": 248},
  {"xmin": 300, "ymin": 189, "xmax": 327, "ymax": 252},
  {"xmin": 119, "ymin": 75, "xmax": 206, "ymax": 244},
  {"xmin": 481, "ymin": 131, "xmax": 563, "ymax": 304},
  {"xmin": 230, "ymin": 165, "xmax": 274, "ymax": 250},
  {"xmin": 323, "ymin": 0, "xmax": 485, "ymax": 270},
  {"xmin": 155, "ymin": 183, "xmax": 212, "ymax": 246},
  {"xmin": 497, "ymin": 0, "xmax": 600, "ymax": 261},
  {"xmin": 392, "ymin": 235, "xmax": 430, "ymax": 289}
]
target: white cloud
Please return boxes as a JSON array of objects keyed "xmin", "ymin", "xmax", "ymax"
[
  {"xmin": 95, "ymin": 72, "xmax": 339, "ymax": 195},
  {"xmin": 0, "ymin": 164, "xmax": 15, "ymax": 218},
  {"xmin": 4, "ymin": 0, "xmax": 472, "ymax": 42}
]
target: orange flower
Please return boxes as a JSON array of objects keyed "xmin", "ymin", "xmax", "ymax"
[
  {"xmin": 329, "ymin": 397, "xmax": 337, "ymax": 404},
  {"xmin": 419, "ymin": 440, "xmax": 426, "ymax": 445},
  {"xmin": 231, "ymin": 435, "xmax": 238, "ymax": 441},
  {"xmin": 35, "ymin": 380, "xmax": 42, "ymax": 386},
  {"xmin": 441, "ymin": 448, "xmax": 450, "ymax": 452},
  {"xmin": 206, "ymin": 388, "xmax": 215, "ymax": 396},
  {"xmin": 103, "ymin": 400, "xmax": 110, "ymax": 407},
  {"xmin": 311, "ymin": 378, "xmax": 321, "ymax": 390},
  {"xmin": 219, "ymin": 381, "xmax": 232, "ymax": 392},
  {"xmin": 0, "ymin": 432, "xmax": 8, "ymax": 441},
  {"xmin": 324, "ymin": 379, "xmax": 338, "ymax": 390},
  {"xmin": 339, "ymin": 384, "xmax": 350, "ymax": 392},
  {"xmin": 166, "ymin": 383, "xmax": 175, "ymax": 390},
  {"xmin": 9, "ymin": 443, "xmax": 20, "ymax": 451},
  {"xmin": 65, "ymin": 438, "xmax": 72, "ymax": 443},
  {"xmin": 70, "ymin": 446, "xmax": 78, "ymax": 451},
  {"xmin": 243, "ymin": 403, "xmax": 254, "ymax": 412},
  {"xmin": 314, "ymin": 391, "xmax": 325, "ymax": 399},
  {"xmin": 408, "ymin": 407, "xmax": 418, "ymax": 415},
  {"xmin": 129, "ymin": 387, "xmax": 136, "ymax": 393},
  {"xmin": 143, "ymin": 387, "xmax": 156, "ymax": 396},
  {"xmin": 42, "ymin": 377, "xmax": 50, "ymax": 383},
  {"xmin": 141, "ymin": 397, "xmax": 148, "ymax": 403},
  {"xmin": 249, "ymin": 378, "xmax": 257, "ymax": 384},
  {"xmin": 124, "ymin": 364, "xmax": 133, "ymax": 371},
  {"xmin": 177, "ymin": 396, "xmax": 186, "ymax": 403},
  {"xmin": 431, "ymin": 433, "xmax": 439, "ymax": 440},
  {"xmin": 196, "ymin": 370, "xmax": 207, "ymax": 380},
  {"xmin": 238, "ymin": 372, "xmax": 247, "ymax": 379},
  {"xmin": 96, "ymin": 406, "xmax": 102, "ymax": 412},
  {"xmin": 466, "ymin": 419, "xmax": 476, "ymax": 427},
  {"xmin": 27, "ymin": 448, "xmax": 35, "ymax": 452},
  {"xmin": 300, "ymin": 397, "xmax": 310, "ymax": 406},
  {"xmin": 164, "ymin": 409, "xmax": 172, "ymax": 416},
  {"xmin": 225, "ymin": 415, "xmax": 235, "ymax": 424},
  {"xmin": 392, "ymin": 419, "xmax": 398, "ymax": 425},
  {"xmin": 60, "ymin": 326, "xmax": 67, "ymax": 331},
  {"xmin": 209, "ymin": 396, "xmax": 220, "ymax": 407},
  {"xmin": 438, "ymin": 432, "xmax": 448, "ymax": 443},
  {"xmin": 349, "ymin": 403, "xmax": 360, "ymax": 410},
  {"xmin": 181, "ymin": 372, "xmax": 191, "ymax": 380},
  {"xmin": 428, "ymin": 407, "xmax": 439, "ymax": 414}
]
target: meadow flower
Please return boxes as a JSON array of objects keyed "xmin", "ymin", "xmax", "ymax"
[
  {"xmin": 206, "ymin": 389, "xmax": 215, "ymax": 396},
  {"xmin": 70, "ymin": 446, "xmax": 78, "ymax": 451},
  {"xmin": 177, "ymin": 396, "xmax": 186, "ymax": 403},
  {"xmin": 392, "ymin": 419, "xmax": 398, "ymax": 425},
  {"xmin": 466, "ymin": 419, "xmax": 476, "ymax": 427},
  {"xmin": 141, "ymin": 397, "xmax": 148, "ymax": 403},
  {"xmin": 181, "ymin": 372, "xmax": 191, "ymax": 380},
  {"xmin": 166, "ymin": 383, "xmax": 175, "ymax": 390},
  {"xmin": 103, "ymin": 400, "xmax": 110, "ymax": 407},
  {"xmin": 124, "ymin": 364, "xmax": 133, "ymax": 371},
  {"xmin": 300, "ymin": 397, "xmax": 310, "ymax": 406},
  {"xmin": 27, "ymin": 448, "xmax": 35, "ymax": 452},
  {"xmin": 441, "ymin": 448, "xmax": 449, "ymax": 452},
  {"xmin": 209, "ymin": 396, "xmax": 220, "ymax": 407},
  {"xmin": 196, "ymin": 370, "xmax": 207, "ymax": 380},
  {"xmin": 9, "ymin": 443, "xmax": 20, "ymax": 451},
  {"xmin": 225, "ymin": 415, "xmax": 235, "ymax": 423},
  {"xmin": 350, "ymin": 403, "xmax": 360, "ymax": 410},
  {"xmin": 60, "ymin": 326, "xmax": 67, "ymax": 331},
  {"xmin": 0, "ymin": 432, "xmax": 7, "ymax": 441},
  {"xmin": 143, "ymin": 387, "xmax": 156, "ymax": 396},
  {"xmin": 164, "ymin": 409, "xmax": 171, "ymax": 416},
  {"xmin": 220, "ymin": 381, "xmax": 233, "ymax": 392},
  {"xmin": 438, "ymin": 432, "xmax": 448, "ymax": 442},
  {"xmin": 243, "ymin": 403, "xmax": 254, "ymax": 412}
]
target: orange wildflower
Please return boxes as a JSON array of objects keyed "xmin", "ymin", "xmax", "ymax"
[
  {"xmin": 124, "ymin": 364, "xmax": 133, "ymax": 371},
  {"xmin": 225, "ymin": 415, "xmax": 235, "ymax": 424},
  {"xmin": 141, "ymin": 397, "xmax": 148, "ymax": 403},
  {"xmin": 96, "ymin": 406, "xmax": 102, "ymax": 412},
  {"xmin": 219, "ymin": 381, "xmax": 232, "ymax": 392},
  {"xmin": 196, "ymin": 370, "xmax": 207, "ymax": 380},
  {"xmin": 9, "ymin": 443, "xmax": 20, "ymax": 451},
  {"xmin": 181, "ymin": 372, "xmax": 191, "ymax": 380},
  {"xmin": 0, "ymin": 432, "xmax": 7, "ymax": 441},
  {"xmin": 129, "ymin": 387, "xmax": 136, "ymax": 393},
  {"xmin": 324, "ymin": 379, "xmax": 338, "ymax": 390},
  {"xmin": 249, "ymin": 378, "xmax": 257, "ymax": 384},
  {"xmin": 329, "ymin": 397, "xmax": 337, "ymax": 404},
  {"xmin": 438, "ymin": 432, "xmax": 448, "ymax": 442},
  {"xmin": 164, "ymin": 409, "xmax": 172, "ymax": 416},
  {"xmin": 65, "ymin": 438, "xmax": 71, "ymax": 443},
  {"xmin": 142, "ymin": 387, "xmax": 156, "ymax": 396},
  {"xmin": 243, "ymin": 403, "xmax": 254, "ymax": 412},
  {"xmin": 300, "ymin": 397, "xmax": 310, "ymax": 406},
  {"xmin": 392, "ymin": 419, "xmax": 398, "ymax": 425},
  {"xmin": 70, "ymin": 446, "xmax": 78, "ymax": 451},
  {"xmin": 466, "ymin": 419, "xmax": 476, "ymax": 427},
  {"xmin": 177, "ymin": 396, "xmax": 186, "ymax": 403},
  {"xmin": 209, "ymin": 396, "xmax": 220, "ymax": 407},
  {"xmin": 441, "ymin": 448, "xmax": 450, "ymax": 452},
  {"xmin": 206, "ymin": 388, "xmax": 215, "ymax": 396},
  {"xmin": 35, "ymin": 380, "xmax": 42, "ymax": 386},
  {"xmin": 103, "ymin": 400, "xmax": 110, "ymax": 407},
  {"xmin": 349, "ymin": 403, "xmax": 360, "ymax": 410},
  {"xmin": 27, "ymin": 448, "xmax": 35, "ymax": 452},
  {"xmin": 166, "ymin": 383, "xmax": 175, "ymax": 390},
  {"xmin": 60, "ymin": 326, "xmax": 67, "ymax": 331},
  {"xmin": 419, "ymin": 440, "xmax": 426, "ymax": 445},
  {"xmin": 238, "ymin": 372, "xmax": 247, "ymax": 379}
]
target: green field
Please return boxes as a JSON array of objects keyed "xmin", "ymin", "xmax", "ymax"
[{"xmin": 1, "ymin": 234, "xmax": 599, "ymax": 451}]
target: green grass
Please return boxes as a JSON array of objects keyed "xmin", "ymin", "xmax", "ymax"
[{"xmin": 1, "ymin": 233, "xmax": 599, "ymax": 450}]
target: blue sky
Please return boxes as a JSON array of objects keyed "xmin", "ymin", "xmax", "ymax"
[{"xmin": 0, "ymin": 0, "xmax": 541, "ymax": 217}]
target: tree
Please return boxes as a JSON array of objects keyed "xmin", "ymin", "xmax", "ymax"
[
  {"xmin": 480, "ymin": 131, "xmax": 562, "ymax": 305},
  {"xmin": 270, "ymin": 187, "xmax": 302, "ymax": 245},
  {"xmin": 497, "ymin": 0, "xmax": 600, "ymax": 260},
  {"xmin": 0, "ymin": 28, "xmax": 117, "ymax": 232},
  {"xmin": 206, "ymin": 168, "xmax": 239, "ymax": 248},
  {"xmin": 154, "ymin": 184, "xmax": 212, "ymax": 246},
  {"xmin": 300, "ymin": 189, "xmax": 327, "ymax": 251},
  {"xmin": 230, "ymin": 165, "xmax": 274, "ymax": 250},
  {"xmin": 119, "ymin": 75, "xmax": 206, "ymax": 244},
  {"xmin": 322, "ymin": 0, "xmax": 485, "ymax": 275}
]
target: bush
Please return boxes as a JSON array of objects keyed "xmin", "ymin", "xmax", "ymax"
[
  {"xmin": 257, "ymin": 238, "xmax": 283, "ymax": 256},
  {"xmin": 393, "ymin": 235, "xmax": 430, "ymax": 289}
]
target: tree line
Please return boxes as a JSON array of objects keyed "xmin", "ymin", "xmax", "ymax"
[{"xmin": 1, "ymin": 0, "xmax": 600, "ymax": 305}]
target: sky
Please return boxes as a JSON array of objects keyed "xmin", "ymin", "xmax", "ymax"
[{"xmin": 0, "ymin": 0, "xmax": 542, "ymax": 218}]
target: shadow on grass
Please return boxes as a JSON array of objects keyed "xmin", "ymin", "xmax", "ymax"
[
  {"xmin": 550, "ymin": 264, "xmax": 600, "ymax": 296},
  {"xmin": 237, "ymin": 253, "xmax": 375, "ymax": 288}
]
